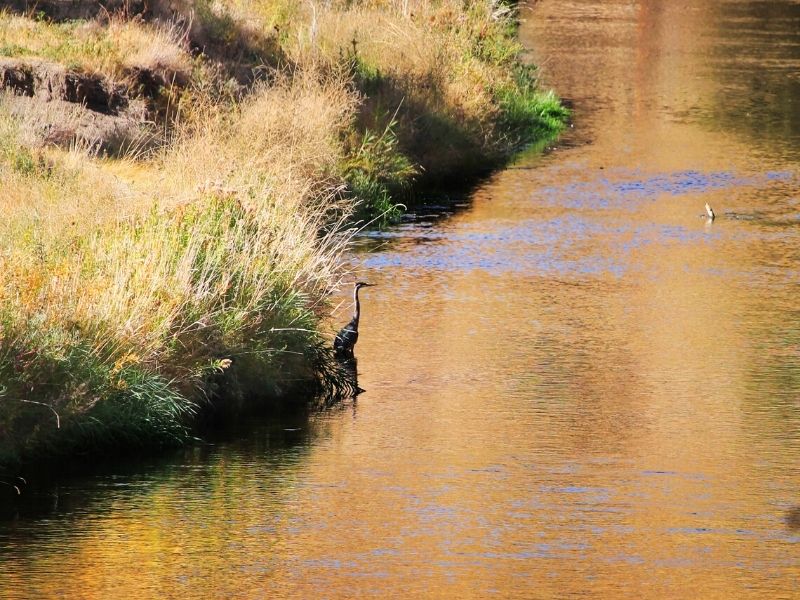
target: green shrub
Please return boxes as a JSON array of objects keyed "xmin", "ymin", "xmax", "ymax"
[{"xmin": 343, "ymin": 120, "xmax": 416, "ymax": 222}]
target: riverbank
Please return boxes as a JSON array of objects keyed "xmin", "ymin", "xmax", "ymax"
[{"xmin": 0, "ymin": 1, "xmax": 567, "ymax": 473}]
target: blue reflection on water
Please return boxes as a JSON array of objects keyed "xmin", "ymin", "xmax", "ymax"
[
  {"xmin": 359, "ymin": 169, "xmax": 792, "ymax": 277},
  {"xmin": 362, "ymin": 218, "xmax": 708, "ymax": 277},
  {"xmin": 535, "ymin": 170, "xmax": 793, "ymax": 210}
]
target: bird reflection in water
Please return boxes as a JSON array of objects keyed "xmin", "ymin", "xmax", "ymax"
[
  {"xmin": 0, "ymin": 473, "xmax": 25, "ymax": 497},
  {"xmin": 338, "ymin": 355, "xmax": 364, "ymax": 398}
]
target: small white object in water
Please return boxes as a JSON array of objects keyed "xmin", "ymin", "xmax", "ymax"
[{"xmin": 705, "ymin": 203, "xmax": 715, "ymax": 220}]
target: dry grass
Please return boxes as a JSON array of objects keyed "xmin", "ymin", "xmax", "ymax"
[
  {"xmin": 0, "ymin": 68, "xmax": 359, "ymax": 466},
  {"xmin": 0, "ymin": 66, "xmax": 357, "ymax": 364},
  {"xmin": 0, "ymin": 12, "xmax": 192, "ymax": 84},
  {"xmin": 209, "ymin": 0, "xmax": 567, "ymax": 181},
  {"xmin": 0, "ymin": 11, "xmax": 195, "ymax": 153}
]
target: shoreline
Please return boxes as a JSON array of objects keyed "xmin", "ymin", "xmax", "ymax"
[{"xmin": 0, "ymin": 1, "xmax": 567, "ymax": 476}]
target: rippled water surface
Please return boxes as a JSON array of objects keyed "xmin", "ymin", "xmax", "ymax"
[{"xmin": 2, "ymin": 1, "xmax": 800, "ymax": 597}]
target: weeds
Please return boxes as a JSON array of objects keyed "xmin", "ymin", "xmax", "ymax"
[
  {"xmin": 343, "ymin": 119, "xmax": 416, "ymax": 222},
  {"xmin": 495, "ymin": 66, "xmax": 570, "ymax": 150},
  {"xmin": 0, "ymin": 68, "xmax": 357, "ymax": 468},
  {"xmin": 0, "ymin": 12, "xmax": 192, "ymax": 84}
]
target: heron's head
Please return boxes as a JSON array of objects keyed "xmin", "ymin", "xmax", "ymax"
[{"xmin": 355, "ymin": 281, "xmax": 374, "ymax": 290}]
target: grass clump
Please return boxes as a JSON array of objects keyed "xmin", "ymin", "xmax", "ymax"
[
  {"xmin": 0, "ymin": 69, "xmax": 358, "ymax": 469},
  {"xmin": 0, "ymin": 328, "xmax": 194, "ymax": 466},
  {"xmin": 343, "ymin": 120, "xmax": 417, "ymax": 222},
  {"xmin": 276, "ymin": 0, "xmax": 569, "ymax": 186},
  {"xmin": 495, "ymin": 68, "xmax": 570, "ymax": 149},
  {"xmin": 0, "ymin": 11, "xmax": 192, "ymax": 83}
]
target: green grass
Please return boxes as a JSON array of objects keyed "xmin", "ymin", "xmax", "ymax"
[
  {"xmin": 343, "ymin": 119, "xmax": 416, "ymax": 223},
  {"xmin": 495, "ymin": 66, "xmax": 570, "ymax": 150},
  {"xmin": 0, "ymin": 209, "xmax": 350, "ymax": 470},
  {"xmin": 328, "ymin": 2, "xmax": 569, "ymax": 196},
  {"xmin": 0, "ymin": 324, "xmax": 194, "ymax": 469}
]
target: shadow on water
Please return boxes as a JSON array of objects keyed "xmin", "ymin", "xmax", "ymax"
[
  {"xmin": 0, "ymin": 448, "xmax": 187, "ymax": 521},
  {"xmin": 0, "ymin": 326, "xmax": 368, "ymax": 523},
  {"xmin": 0, "ymin": 394, "xmax": 349, "ymax": 522},
  {"xmin": 787, "ymin": 506, "xmax": 800, "ymax": 531},
  {"xmin": 353, "ymin": 197, "xmax": 474, "ymax": 254}
]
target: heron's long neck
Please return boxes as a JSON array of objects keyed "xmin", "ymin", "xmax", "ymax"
[{"xmin": 353, "ymin": 286, "xmax": 361, "ymax": 324}]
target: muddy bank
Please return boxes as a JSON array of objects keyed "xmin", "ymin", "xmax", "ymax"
[{"xmin": 0, "ymin": 57, "xmax": 189, "ymax": 153}]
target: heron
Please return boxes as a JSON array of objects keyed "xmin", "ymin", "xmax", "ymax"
[{"xmin": 334, "ymin": 282, "xmax": 374, "ymax": 358}]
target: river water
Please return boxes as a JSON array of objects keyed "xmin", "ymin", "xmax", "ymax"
[{"xmin": 2, "ymin": 1, "xmax": 799, "ymax": 597}]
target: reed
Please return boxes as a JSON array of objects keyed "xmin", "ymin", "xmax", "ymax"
[
  {"xmin": 263, "ymin": 0, "xmax": 570, "ymax": 184},
  {"xmin": 0, "ymin": 69, "xmax": 358, "ymax": 468}
]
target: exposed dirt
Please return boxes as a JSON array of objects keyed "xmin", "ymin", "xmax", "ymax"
[
  {"xmin": 0, "ymin": 58, "xmax": 128, "ymax": 113},
  {"xmin": 3, "ymin": 0, "xmax": 285, "ymax": 84},
  {"xmin": 1, "ymin": 1, "xmax": 146, "ymax": 21},
  {"xmin": 0, "ymin": 58, "xmax": 151, "ymax": 154},
  {"xmin": 0, "ymin": 0, "xmax": 282, "ymax": 153}
]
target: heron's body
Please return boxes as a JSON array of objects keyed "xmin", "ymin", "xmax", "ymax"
[
  {"xmin": 334, "ymin": 282, "xmax": 373, "ymax": 358},
  {"xmin": 334, "ymin": 317, "xmax": 359, "ymax": 356}
]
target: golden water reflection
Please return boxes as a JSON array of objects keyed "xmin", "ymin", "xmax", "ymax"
[{"xmin": 1, "ymin": 0, "xmax": 799, "ymax": 597}]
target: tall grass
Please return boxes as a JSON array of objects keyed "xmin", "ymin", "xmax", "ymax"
[
  {"xmin": 241, "ymin": 0, "xmax": 569, "ymax": 185},
  {"xmin": 0, "ymin": 68, "xmax": 359, "ymax": 468},
  {"xmin": 0, "ymin": 0, "xmax": 566, "ymax": 469},
  {"xmin": 343, "ymin": 119, "xmax": 417, "ymax": 221},
  {"xmin": 0, "ymin": 12, "xmax": 192, "ymax": 84}
]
